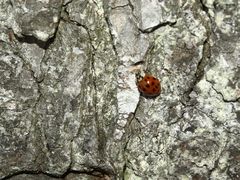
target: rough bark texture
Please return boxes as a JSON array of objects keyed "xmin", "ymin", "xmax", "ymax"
[{"xmin": 0, "ymin": 0, "xmax": 239, "ymax": 179}]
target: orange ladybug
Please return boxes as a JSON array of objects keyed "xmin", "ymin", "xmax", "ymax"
[{"xmin": 137, "ymin": 74, "xmax": 161, "ymax": 97}]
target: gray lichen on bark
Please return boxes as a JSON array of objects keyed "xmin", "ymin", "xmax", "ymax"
[{"xmin": 0, "ymin": 0, "xmax": 239, "ymax": 179}]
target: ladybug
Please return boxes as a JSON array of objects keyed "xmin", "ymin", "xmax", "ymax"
[{"xmin": 137, "ymin": 74, "xmax": 161, "ymax": 97}]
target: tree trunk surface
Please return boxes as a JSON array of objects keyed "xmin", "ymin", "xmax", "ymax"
[{"xmin": 0, "ymin": 0, "xmax": 239, "ymax": 179}]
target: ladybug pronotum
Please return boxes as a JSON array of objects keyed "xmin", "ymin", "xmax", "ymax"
[{"xmin": 137, "ymin": 74, "xmax": 161, "ymax": 97}]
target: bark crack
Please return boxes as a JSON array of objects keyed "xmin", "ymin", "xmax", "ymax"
[
  {"xmin": 1, "ymin": 169, "xmax": 112, "ymax": 180},
  {"xmin": 110, "ymin": 3, "xmax": 129, "ymax": 10},
  {"xmin": 206, "ymin": 79, "xmax": 240, "ymax": 103},
  {"xmin": 139, "ymin": 21, "xmax": 177, "ymax": 34},
  {"xmin": 181, "ymin": 21, "xmax": 211, "ymax": 105},
  {"xmin": 199, "ymin": 0, "xmax": 210, "ymax": 18},
  {"xmin": 103, "ymin": 8, "xmax": 118, "ymax": 57}
]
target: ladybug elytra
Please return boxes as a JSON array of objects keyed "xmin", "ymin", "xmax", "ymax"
[{"xmin": 137, "ymin": 74, "xmax": 161, "ymax": 97}]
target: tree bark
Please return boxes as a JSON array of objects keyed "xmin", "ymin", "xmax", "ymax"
[{"xmin": 0, "ymin": 0, "xmax": 239, "ymax": 179}]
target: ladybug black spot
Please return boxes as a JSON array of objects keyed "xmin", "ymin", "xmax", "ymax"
[
  {"xmin": 155, "ymin": 85, "xmax": 159, "ymax": 89},
  {"xmin": 153, "ymin": 77, "xmax": 157, "ymax": 80},
  {"xmin": 142, "ymin": 88, "xmax": 146, "ymax": 92},
  {"xmin": 151, "ymin": 82, "xmax": 155, "ymax": 86},
  {"xmin": 152, "ymin": 88, "xmax": 156, "ymax": 92},
  {"xmin": 146, "ymin": 84, "xmax": 150, "ymax": 88}
]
